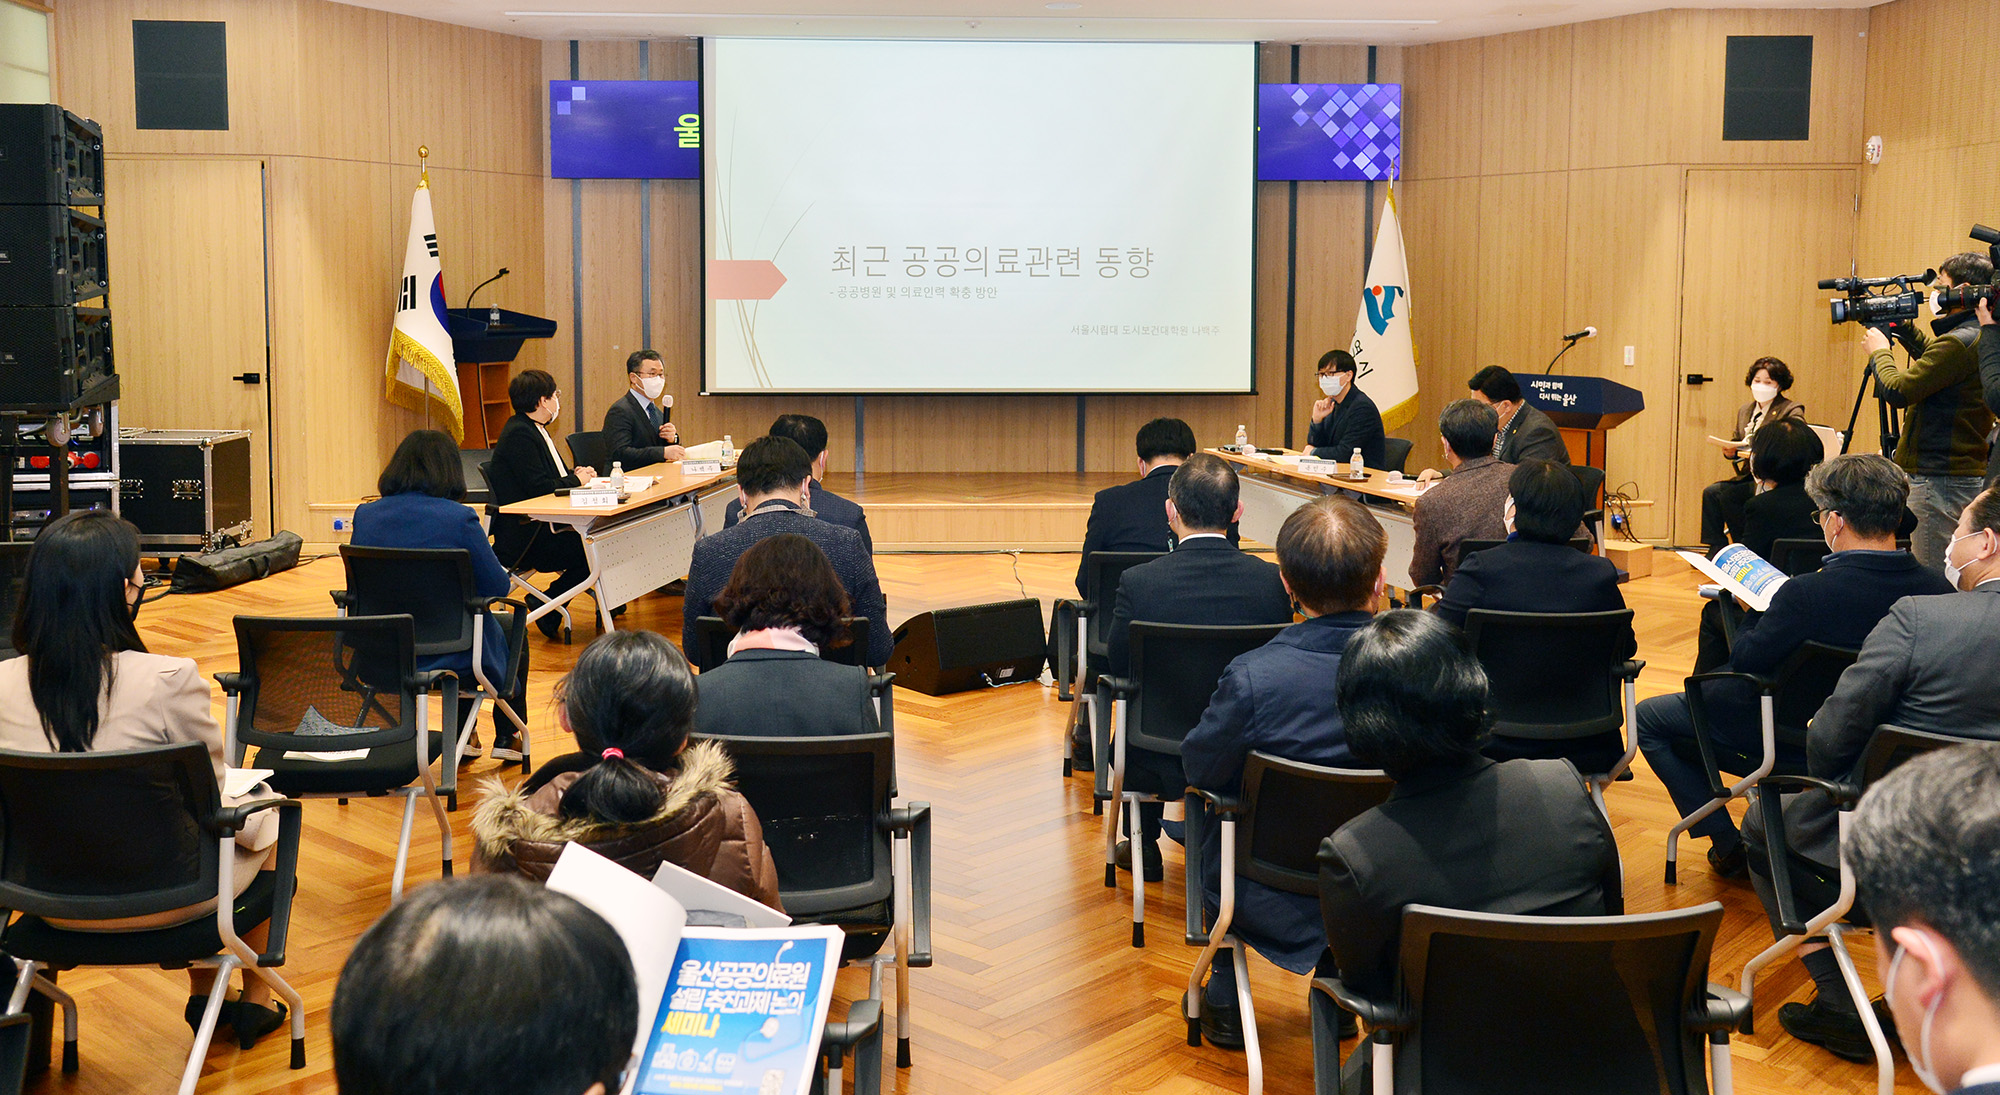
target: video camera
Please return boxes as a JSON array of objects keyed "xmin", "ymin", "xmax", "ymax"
[
  {"xmin": 1820, "ymin": 268, "xmax": 1933, "ymax": 326},
  {"xmin": 1936, "ymin": 224, "xmax": 2000, "ymax": 312}
]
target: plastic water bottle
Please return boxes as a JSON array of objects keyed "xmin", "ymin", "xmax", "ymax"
[
  {"xmin": 1234, "ymin": 424, "xmax": 1248, "ymax": 451},
  {"xmin": 488, "ymin": 303, "xmax": 500, "ymax": 324},
  {"xmin": 1351, "ymin": 447, "xmax": 1366, "ymax": 479},
  {"xmin": 722, "ymin": 435, "xmax": 735, "ymax": 459},
  {"xmin": 609, "ymin": 461, "xmax": 623, "ymax": 492}
]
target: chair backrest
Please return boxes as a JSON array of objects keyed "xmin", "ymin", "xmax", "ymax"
[
  {"xmin": 691, "ymin": 616, "xmax": 871, "ymax": 673},
  {"xmin": 1770, "ymin": 641, "xmax": 1860, "ymax": 746},
  {"xmin": 1235, "ymin": 752, "xmax": 1392, "ymax": 896},
  {"xmin": 1083, "ymin": 551, "xmax": 1168, "ymax": 652},
  {"xmin": 476, "ymin": 461, "xmax": 501, "ymax": 521},
  {"xmin": 1392, "ymin": 902, "xmax": 1725, "ymax": 1095},
  {"xmin": 696, "ymin": 733, "xmax": 895, "ymax": 918},
  {"xmin": 1462, "ymin": 609, "xmax": 1633, "ymax": 744},
  {"xmin": 0, "ymin": 544, "xmax": 28, "ymax": 659},
  {"xmin": 1457, "ymin": 536, "xmax": 1593, "ymax": 561},
  {"xmin": 1766, "ymin": 538, "xmax": 1827, "ymax": 576},
  {"xmin": 339, "ymin": 545, "xmax": 479, "ymax": 658},
  {"xmin": 229, "ymin": 614, "xmax": 421, "ymax": 755},
  {"xmin": 1381, "ymin": 436, "xmax": 1414, "ymax": 475},
  {"xmin": 1126, "ymin": 621, "xmax": 1290, "ymax": 756},
  {"xmin": 565, "ymin": 430, "xmax": 611, "ymax": 472},
  {"xmin": 1569, "ymin": 463, "xmax": 1606, "ymax": 511},
  {"xmin": 0, "ymin": 741, "xmax": 220, "ymax": 922},
  {"xmin": 459, "ymin": 448, "xmax": 493, "ymax": 504},
  {"xmin": 1853, "ymin": 724, "xmax": 1968, "ymax": 787}
]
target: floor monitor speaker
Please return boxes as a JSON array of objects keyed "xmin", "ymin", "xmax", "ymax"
[{"xmin": 889, "ymin": 598, "xmax": 1047, "ymax": 696}]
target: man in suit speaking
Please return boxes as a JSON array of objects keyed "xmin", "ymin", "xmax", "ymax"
[{"xmin": 602, "ymin": 349, "xmax": 687, "ymax": 470}]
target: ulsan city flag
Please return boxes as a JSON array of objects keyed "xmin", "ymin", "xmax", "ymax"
[
  {"xmin": 384, "ymin": 183, "xmax": 462, "ymax": 441},
  {"xmin": 1350, "ymin": 189, "xmax": 1419, "ymax": 431}
]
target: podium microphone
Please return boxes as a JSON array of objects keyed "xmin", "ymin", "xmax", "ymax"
[
  {"xmin": 1561, "ymin": 326, "xmax": 1598, "ymax": 342},
  {"xmin": 466, "ymin": 267, "xmax": 510, "ymax": 310},
  {"xmin": 1546, "ymin": 326, "xmax": 1596, "ymax": 373}
]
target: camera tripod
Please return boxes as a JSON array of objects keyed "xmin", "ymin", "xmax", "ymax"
[{"xmin": 1839, "ymin": 351, "xmax": 1903, "ymax": 459}]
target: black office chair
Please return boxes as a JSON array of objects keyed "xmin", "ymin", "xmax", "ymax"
[
  {"xmin": 690, "ymin": 615, "xmax": 871, "ymax": 673},
  {"xmin": 0, "ymin": 742, "xmax": 308, "ymax": 1095},
  {"xmin": 458, "ymin": 448, "xmax": 493, "ymax": 505},
  {"xmin": 1664, "ymin": 640, "xmax": 1859, "ymax": 883},
  {"xmin": 1100, "ymin": 620, "xmax": 1290, "ymax": 946},
  {"xmin": 1317, "ymin": 902, "xmax": 1745, "ymax": 1095},
  {"xmin": 564, "ymin": 429, "xmax": 611, "ymax": 474},
  {"xmin": 1461, "ymin": 609, "xmax": 1643, "ymax": 817},
  {"xmin": 698, "ymin": 732, "xmax": 930, "ymax": 1080},
  {"xmin": 476, "ymin": 460, "xmax": 574, "ymax": 642},
  {"xmin": 0, "ymin": 1012, "xmax": 28, "ymax": 1095},
  {"xmin": 1051, "ymin": 550, "xmax": 1166, "ymax": 787},
  {"xmin": 1737, "ymin": 724, "xmax": 1964, "ymax": 1095},
  {"xmin": 1182, "ymin": 754, "xmax": 1392, "ymax": 1092},
  {"xmin": 1381, "ymin": 437, "xmax": 1414, "ymax": 475},
  {"xmin": 218, "ymin": 614, "xmax": 453, "ymax": 901},
  {"xmin": 1570, "ymin": 462, "xmax": 1607, "ymax": 542}
]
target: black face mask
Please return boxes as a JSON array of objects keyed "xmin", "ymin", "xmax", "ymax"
[{"xmin": 128, "ymin": 580, "xmax": 147, "ymax": 623}]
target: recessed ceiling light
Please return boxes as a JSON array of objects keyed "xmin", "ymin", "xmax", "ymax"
[{"xmin": 1046, "ymin": 2, "xmax": 1082, "ymax": 9}]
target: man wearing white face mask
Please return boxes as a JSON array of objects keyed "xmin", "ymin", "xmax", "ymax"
[
  {"xmin": 1846, "ymin": 742, "xmax": 2000, "ymax": 1095},
  {"xmin": 1305, "ymin": 350, "xmax": 1385, "ymax": 468},
  {"xmin": 1864, "ymin": 251, "xmax": 1994, "ymax": 571},
  {"xmin": 602, "ymin": 349, "xmax": 689, "ymax": 469},
  {"xmin": 1742, "ymin": 486, "xmax": 2000, "ymax": 1061}
]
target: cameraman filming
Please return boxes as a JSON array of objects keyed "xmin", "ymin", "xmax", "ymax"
[{"xmin": 1863, "ymin": 251, "xmax": 1995, "ymax": 570}]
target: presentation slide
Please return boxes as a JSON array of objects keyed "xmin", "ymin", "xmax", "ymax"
[{"xmin": 702, "ymin": 38, "xmax": 1257, "ymax": 394}]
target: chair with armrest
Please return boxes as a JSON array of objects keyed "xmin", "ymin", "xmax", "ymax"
[
  {"xmin": 0, "ymin": 742, "xmax": 307, "ymax": 1095},
  {"xmin": 1182, "ymin": 754, "xmax": 1392, "ymax": 1095},
  {"xmin": 1380, "ymin": 437, "xmax": 1413, "ymax": 476},
  {"xmin": 1051, "ymin": 550, "xmax": 1166, "ymax": 790},
  {"xmin": 475, "ymin": 460, "xmax": 574, "ymax": 643},
  {"xmin": 0, "ymin": 1011, "xmax": 28, "ymax": 1095},
  {"xmin": 217, "ymin": 614, "xmax": 452, "ymax": 901},
  {"xmin": 334, "ymin": 545, "xmax": 532, "ymax": 808},
  {"xmin": 1100, "ymin": 620, "xmax": 1290, "ymax": 946},
  {"xmin": 1737, "ymin": 724, "xmax": 1964, "ymax": 1095},
  {"xmin": 1663, "ymin": 641, "xmax": 1858, "ymax": 883},
  {"xmin": 1461, "ymin": 609, "xmax": 1643, "ymax": 819},
  {"xmin": 563, "ymin": 430, "xmax": 611, "ymax": 475},
  {"xmin": 1570, "ymin": 463, "xmax": 1607, "ymax": 544},
  {"xmin": 1315, "ymin": 902, "xmax": 1744, "ymax": 1095},
  {"xmin": 690, "ymin": 616, "xmax": 872, "ymax": 674},
  {"xmin": 692, "ymin": 731, "xmax": 929, "ymax": 1081},
  {"xmin": 1766, "ymin": 537, "xmax": 1912, "ymax": 577}
]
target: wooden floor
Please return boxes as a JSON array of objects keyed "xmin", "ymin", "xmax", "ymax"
[{"xmin": 34, "ymin": 548, "xmax": 1925, "ymax": 1095}]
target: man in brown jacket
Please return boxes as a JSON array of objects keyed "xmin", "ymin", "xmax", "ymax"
[{"xmin": 1409, "ymin": 399, "xmax": 1512, "ymax": 588}]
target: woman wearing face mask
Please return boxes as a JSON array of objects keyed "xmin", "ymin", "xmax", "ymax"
[
  {"xmin": 488, "ymin": 368, "xmax": 598, "ymax": 641},
  {"xmin": 1700, "ymin": 356, "xmax": 1806, "ymax": 553},
  {"xmin": 0, "ymin": 510, "xmax": 290, "ymax": 1046},
  {"xmin": 1305, "ymin": 349, "xmax": 1387, "ymax": 469}
]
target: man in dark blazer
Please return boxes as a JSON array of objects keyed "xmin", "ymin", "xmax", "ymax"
[
  {"xmin": 1073, "ymin": 417, "xmax": 1198, "ymax": 596},
  {"xmin": 486, "ymin": 368, "xmax": 598, "ymax": 640},
  {"xmin": 602, "ymin": 349, "xmax": 688, "ymax": 470},
  {"xmin": 1408, "ymin": 400, "xmax": 1511, "ymax": 588},
  {"xmin": 1742, "ymin": 485, "xmax": 2000, "ymax": 1062},
  {"xmin": 722, "ymin": 414, "xmax": 872, "ymax": 553},
  {"xmin": 1847, "ymin": 743, "xmax": 2000, "ymax": 1095},
  {"xmin": 1105, "ymin": 455, "xmax": 1292, "ymax": 881},
  {"xmin": 1175, "ymin": 494, "xmax": 1388, "ymax": 1049},
  {"xmin": 1305, "ymin": 349, "xmax": 1386, "ymax": 468},
  {"xmin": 1413, "ymin": 366, "xmax": 1569, "ymax": 483},
  {"xmin": 1640, "ymin": 455, "xmax": 1953, "ymax": 880},
  {"xmin": 683, "ymin": 437, "xmax": 891, "ymax": 667}
]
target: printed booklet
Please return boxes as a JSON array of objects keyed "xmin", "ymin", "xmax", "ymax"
[{"xmin": 1676, "ymin": 543, "xmax": 1790, "ymax": 613}]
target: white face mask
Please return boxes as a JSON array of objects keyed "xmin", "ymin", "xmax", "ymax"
[
  {"xmin": 1750, "ymin": 381, "xmax": 1779, "ymax": 404},
  {"xmin": 1943, "ymin": 528, "xmax": 1987, "ymax": 590},
  {"xmin": 1930, "ymin": 290, "xmax": 1946, "ymax": 316},
  {"xmin": 1319, "ymin": 374, "xmax": 1345, "ymax": 398},
  {"xmin": 1887, "ymin": 942, "xmax": 1948, "ymax": 1094},
  {"xmin": 1503, "ymin": 496, "xmax": 1516, "ymax": 536},
  {"xmin": 638, "ymin": 375, "xmax": 666, "ymax": 401}
]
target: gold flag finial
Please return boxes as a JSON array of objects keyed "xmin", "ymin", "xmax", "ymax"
[{"xmin": 417, "ymin": 145, "xmax": 430, "ymax": 189}]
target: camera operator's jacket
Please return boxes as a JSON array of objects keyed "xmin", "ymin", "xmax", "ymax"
[{"xmin": 1871, "ymin": 310, "xmax": 1993, "ymax": 478}]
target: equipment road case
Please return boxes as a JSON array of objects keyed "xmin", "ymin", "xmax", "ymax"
[{"xmin": 118, "ymin": 428, "xmax": 253, "ymax": 554}]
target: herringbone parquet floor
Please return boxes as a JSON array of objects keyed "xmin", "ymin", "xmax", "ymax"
[{"xmin": 28, "ymin": 548, "xmax": 1923, "ymax": 1094}]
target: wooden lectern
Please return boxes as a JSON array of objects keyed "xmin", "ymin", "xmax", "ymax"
[
  {"xmin": 1519, "ymin": 375, "xmax": 1645, "ymax": 471},
  {"xmin": 447, "ymin": 308, "xmax": 558, "ymax": 449}
]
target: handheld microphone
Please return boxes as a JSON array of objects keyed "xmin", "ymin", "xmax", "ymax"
[
  {"xmin": 465, "ymin": 267, "xmax": 510, "ymax": 310},
  {"xmin": 1561, "ymin": 326, "xmax": 1597, "ymax": 341}
]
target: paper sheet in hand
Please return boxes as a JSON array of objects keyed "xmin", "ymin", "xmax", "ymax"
[
  {"xmin": 651, "ymin": 859, "xmax": 790, "ymax": 928},
  {"xmin": 222, "ymin": 768, "xmax": 273, "ymax": 797},
  {"xmin": 1677, "ymin": 544, "xmax": 1789, "ymax": 613},
  {"xmin": 547, "ymin": 843, "xmax": 690, "ymax": 1066},
  {"xmin": 682, "ymin": 440, "xmax": 726, "ymax": 461}
]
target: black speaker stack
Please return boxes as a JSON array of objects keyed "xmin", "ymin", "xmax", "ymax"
[{"xmin": 0, "ymin": 103, "xmax": 118, "ymax": 542}]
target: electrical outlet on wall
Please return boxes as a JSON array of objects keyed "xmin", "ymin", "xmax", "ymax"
[{"xmin": 1623, "ymin": 346, "xmax": 1636, "ymax": 368}]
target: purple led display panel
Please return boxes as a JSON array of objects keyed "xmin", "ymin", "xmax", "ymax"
[
  {"xmin": 549, "ymin": 80, "xmax": 700, "ymax": 179},
  {"xmin": 1257, "ymin": 83, "xmax": 1401, "ymax": 182}
]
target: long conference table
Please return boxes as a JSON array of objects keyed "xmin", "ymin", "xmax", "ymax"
[
  {"xmin": 1207, "ymin": 447, "xmax": 1424, "ymax": 587},
  {"xmin": 498, "ymin": 461, "xmax": 738, "ymax": 634}
]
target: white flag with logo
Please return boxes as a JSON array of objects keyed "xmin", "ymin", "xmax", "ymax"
[
  {"xmin": 1350, "ymin": 188, "xmax": 1419, "ymax": 431},
  {"xmin": 383, "ymin": 182, "xmax": 462, "ymax": 441}
]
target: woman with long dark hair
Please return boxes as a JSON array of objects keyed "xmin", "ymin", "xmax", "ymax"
[
  {"xmin": 471, "ymin": 630, "xmax": 782, "ymax": 909},
  {"xmin": 0, "ymin": 510, "xmax": 289, "ymax": 1046}
]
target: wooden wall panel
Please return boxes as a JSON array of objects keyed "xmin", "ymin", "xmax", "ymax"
[
  {"xmin": 427, "ymin": 166, "xmax": 550, "ymax": 377},
  {"xmin": 1569, "ymin": 11, "xmax": 1678, "ymax": 170},
  {"xmin": 1860, "ymin": 0, "xmax": 1993, "ymax": 157},
  {"xmin": 1479, "ymin": 25, "xmax": 1573, "ymax": 177},
  {"xmin": 386, "ymin": 12, "xmax": 542, "ymax": 176},
  {"xmin": 1401, "ymin": 37, "xmax": 1481, "ymax": 181},
  {"xmin": 1397, "ymin": 175, "xmax": 1481, "ymax": 450},
  {"xmin": 290, "ymin": 0, "xmax": 389, "ymax": 163},
  {"xmin": 1473, "ymin": 172, "xmax": 1569, "ymax": 382},
  {"xmin": 1667, "ymin": 9, "xmax": 1870, "ymax": 167}
]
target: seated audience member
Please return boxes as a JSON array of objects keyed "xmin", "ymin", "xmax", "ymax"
[
  {"xmin": 1744, "ymin": 486, "xmax": 2000, "ymax": 1061},
  {"xmin": 0, "ymin": 511, "xmax": 286, "ymax": 1045},
  {"xmin": 1306, "ymin": 349, "xmax": 1386, "ymax": 468},
  {"xmin": 693, "ymin": 534, "xmax": 881, "ymax": 740},
  {"xmin": 487, "ymin": 368, "xmax": 597, "ymax": 640},
  {"xmin": 1639, "ymin": 454, "xmax": 1951, "ymax": 878},
  {"xmin": 1691, "ymin": 417, "xmax": 1829, "ymax": 673},
  {"xmin": 1176, "ymin": 495, "xmax": 1386, "ymax": 1047},
  {"xmin": 1846, "ymin": 742, "xmax": 2000, "ymax": 1095},
  {"xmin": 684, "ymin": 436, "xmax": 890, "ymax": 667},
  {"xmin": 1414, "ymin": 366, "xmax": 1567, "ymax": 481},
  {"xmin": 332, "ymin": 875, "xmax": 637, "ymax": 1095},
  {"xmin": 1701, "ymin": 357, "xmax": 1806, "ymax": 553},
  {"xmin": 352, "ymin": 428, "xmax": 529, "ymax": 762},
  {"xmin": 602, "ymin": 348, "xmax": 688, "ymax": 470},
  {"xmin": 1105, "ymin": 455, "xmax": 1293, "ymax": 882},
  {"xmin": 1432, "ymin": 458, "xmax": 1634, "ymax": 642},
  {"xmin": 1319, "ymin": 610, "xmax": 1620, "ymax": 1092},
  {"xmin": 473, "ymin": 630, "xmax": 782, "ymax": 910},
  {"xmin": 1409, "ymin": 399, "xmax": 1511, "ymax": 588},
  {"xmin": 723, "ymin": 414, "xmax": 872, "ymax": 552}
]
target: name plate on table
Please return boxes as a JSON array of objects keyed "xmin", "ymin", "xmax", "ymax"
[
  {"xmin": 1298, "ymin": 458, "xmax": 1342, "ymax": 476},
  {"xmin": 571, "ymin": 488, "xmax": 622, "ymax": 508},
  {"xmin": 680, "ymin": 459, "xmax": 722, "ymax": 476}
]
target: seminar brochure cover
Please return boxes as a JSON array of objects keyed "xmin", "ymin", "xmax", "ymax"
[{"xmin": 634, "ymin": 927, "xmax": 842, "ymax": 1095}]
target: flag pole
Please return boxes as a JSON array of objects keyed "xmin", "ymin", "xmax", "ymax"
[{"xmin": 418, "ymin": 145, "xmax": 429, "ymax": 189}]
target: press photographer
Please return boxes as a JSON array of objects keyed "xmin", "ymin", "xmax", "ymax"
[
  {"xmin": 1969, "ymin": 224, "xmax": 2000, "ymax": 484},
  {"xmin": 1863, "ymin": 249, "xmax": 1994, "ymax": 570}
]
